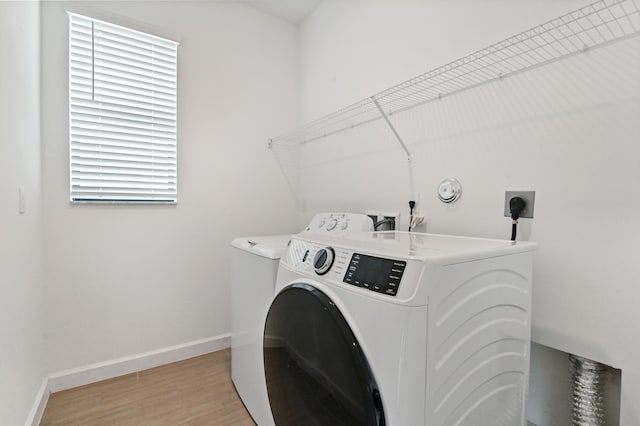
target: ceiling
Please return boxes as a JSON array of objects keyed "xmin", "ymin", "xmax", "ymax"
[{"xmin": 238, "ymin": 0, "xmax": 323, "ymax": 24}]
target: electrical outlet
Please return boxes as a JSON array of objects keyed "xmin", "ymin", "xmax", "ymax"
[{"xmin": 504, "ymin": 191, "xmax": 535, "ymax": 218}]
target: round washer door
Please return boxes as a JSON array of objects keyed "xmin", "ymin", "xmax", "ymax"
[{"xmin": 263, "ymin": 283, "xmax": 385, "ymax": 426}]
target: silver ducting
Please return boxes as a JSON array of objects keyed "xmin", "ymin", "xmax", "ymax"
[{"xmin": 570, "ymin": 354, "xmax": 608, "ymax": 426}]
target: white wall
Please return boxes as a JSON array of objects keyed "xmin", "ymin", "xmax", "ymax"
[
  {"xmin": 297, "ymin": 1, "xmax": 640, "ymax": 424},
  {"xmin": 41, "ymin": 1, "xmax": 300, "ymax": 374},
  {"xmin": 0, "ymin": 1, "xmax": 47, "ymax": 424}
]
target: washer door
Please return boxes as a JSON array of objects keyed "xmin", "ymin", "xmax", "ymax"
[{"xmin": 263, "ymin": 283, "xmax": 385, "ymax": 426}]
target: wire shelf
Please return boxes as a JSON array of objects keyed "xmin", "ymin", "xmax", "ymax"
[{"xmin": 269, "ymin": 0, "xmax": 640, "ymax": 149}]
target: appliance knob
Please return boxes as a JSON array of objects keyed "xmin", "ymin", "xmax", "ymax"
[
  {"xmin": 313, "ymin": 247, "xmax": 335, "ymax": 275},
  {"xmin": 326, "ymin": 218, "xmax": 338, "ymax": 231}
]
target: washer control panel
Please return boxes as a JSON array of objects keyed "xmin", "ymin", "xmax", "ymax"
[
  {"xmin": 283, "ymin": 238, "xmax": 420, "ymax": 301},
  {"xmin": 343, "ymin": 253, "xmax": 406, "ymax": 297},
  {"xmin": 301, "ymin": 213, "xmax": 374, "ymax": 235}
]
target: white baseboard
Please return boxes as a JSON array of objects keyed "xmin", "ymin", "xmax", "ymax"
[
  {"xmin": 25, "ymin": 377, "xmax": 50, "ymax": 426},
  {"xmin": 48, "ymin": 333, "xmax": 231, "ymax": 393}
]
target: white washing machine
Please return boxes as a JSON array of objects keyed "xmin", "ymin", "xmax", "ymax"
[
  {"xmin": 231, "ymin": 214, "xmax": 374, "ymax": 425},
  {"xmin": 231, "ymin": 234, "xmax": 291, "ymax": 426},
  {"xmin": 263, "ymin": 223, "xmax": 537, "ymax": 425}
]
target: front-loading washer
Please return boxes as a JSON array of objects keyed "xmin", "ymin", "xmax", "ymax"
[
  {"xmin": 231, "ymin": 213, "xmax": 375, "ymax": 425},
  {"xmin": 264, "ymin": 229, "xmax": 537, "ymax": 425}
]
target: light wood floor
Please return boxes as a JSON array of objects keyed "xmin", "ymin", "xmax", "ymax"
[{"xmin": 41, "ymin": 349, "xmax": 256, "ymax": 425}]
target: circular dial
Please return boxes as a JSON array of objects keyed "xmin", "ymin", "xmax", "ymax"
[
  {"xmin": 325, "ymin": 218, "xmax": 338, "ymax": 231},
  {"xmin": 313, "ymin": 247, "xmax": 335, "ymax": 275}
]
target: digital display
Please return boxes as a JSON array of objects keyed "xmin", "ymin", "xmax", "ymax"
[{"xmin": 343, "ymin": 253, "xmax": 406, "ymax": 296}]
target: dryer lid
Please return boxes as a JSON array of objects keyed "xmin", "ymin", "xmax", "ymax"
[{"xmin": 231, "ymin": 235, "xmax": 291, "ymax": 259}]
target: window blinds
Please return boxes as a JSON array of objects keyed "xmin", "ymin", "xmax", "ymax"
[{"xmin": 69, "ymin": 13, "xmax": 178, "ymax": 202}]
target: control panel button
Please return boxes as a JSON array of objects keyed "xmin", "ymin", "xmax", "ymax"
[
  {"xmin": 340, "ymin": 222, "xmax": 349, "ymax": 230},
  {"xmin": 326, "ymin": 219, "xmax": 338, "ymax": 231},
  {"xmin": 313, "ymin": 247, "xmax": 335, "ymax": 275}
]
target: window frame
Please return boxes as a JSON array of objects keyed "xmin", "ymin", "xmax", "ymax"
[{"xmin": 68, "ymin": 12, "xmax": 179, "ymax": 204}]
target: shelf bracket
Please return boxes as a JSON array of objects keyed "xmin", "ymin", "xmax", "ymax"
[{"xmin": 372, "ymin": 96, "xmax": 411, "ymax": 161}]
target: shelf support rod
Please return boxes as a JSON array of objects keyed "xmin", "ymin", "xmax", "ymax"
[{"xmin": 372, "ymin": 96, "xmax": 411, "ymax": 161}]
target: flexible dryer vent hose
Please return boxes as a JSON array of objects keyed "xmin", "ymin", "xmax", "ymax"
[{"xmin": 569, "ymin": 354, "xmax": 608, "ymax": 426}]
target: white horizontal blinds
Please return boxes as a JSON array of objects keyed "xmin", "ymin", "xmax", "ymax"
[{"xmin": 69, "ymin": 13, "xmax": 178, "ymax": 202}]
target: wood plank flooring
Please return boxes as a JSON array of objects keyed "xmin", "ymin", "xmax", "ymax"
[{"xmin": 41, "ymin": 349, "xmax": 256, "ymax": 425}]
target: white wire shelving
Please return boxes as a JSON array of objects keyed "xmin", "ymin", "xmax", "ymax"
[{"xmin": 268, "ymin": 0, "xmax": 640, "ymax": 158}]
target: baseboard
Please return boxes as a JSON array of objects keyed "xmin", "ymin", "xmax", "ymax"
[
  {"xmin": 25, "ymin": 377, "xmax": 49, "ymax": 426},
  {"xmin": 48, "ymin": 333, "xmax": 231, "ymax": 393}
]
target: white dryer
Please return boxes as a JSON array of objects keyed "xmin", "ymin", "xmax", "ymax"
[
  {"xmin": 263, "ymin": 229, "xmax": 537, "ymax": 425},
  {"xmin": 231, "ymin": 234, "xmax": 291, "ymax": 426}
]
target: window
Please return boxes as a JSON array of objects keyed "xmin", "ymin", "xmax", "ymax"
[{"xmin": 69, "ymin": 13, "xmax": 178, "ymax": 203}]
